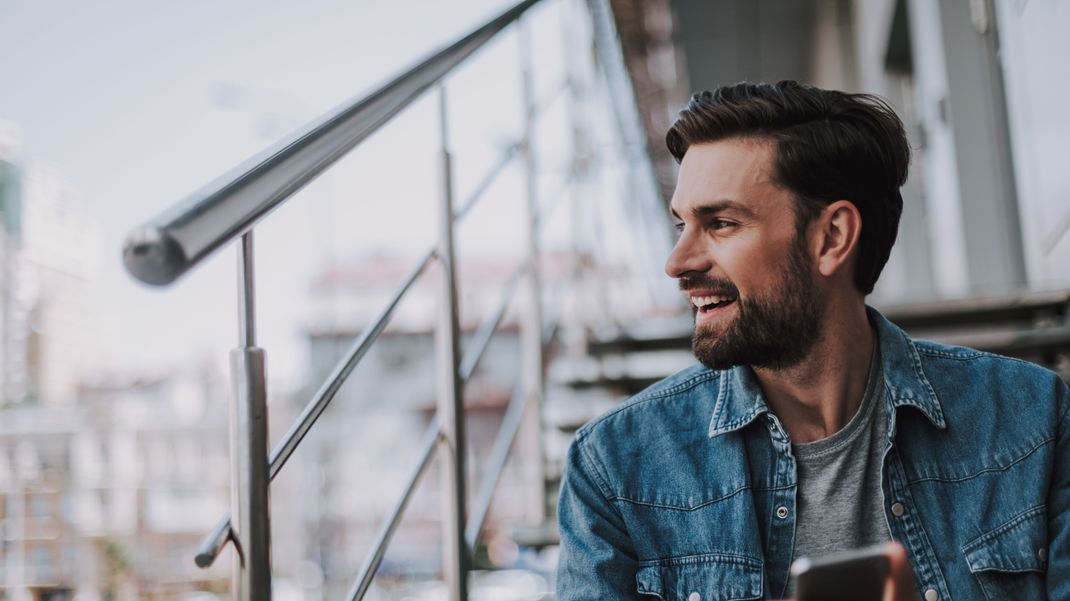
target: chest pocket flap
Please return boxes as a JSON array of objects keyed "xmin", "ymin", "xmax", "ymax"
[
  {"xmin": 962, "ymin": 506, "xmax": 1047, "ymax": 600},
  {"xmin": 962, "ymin": 506, "xmax": 1047, "ymax": 574},
  {"xmin": 636, "ymin": 553, "xmax": 763, "ymax": 601}
]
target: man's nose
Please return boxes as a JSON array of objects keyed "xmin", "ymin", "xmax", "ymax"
[{"xmin": 664, "ymin": 231, "xmax": 712, "ymax": 279}]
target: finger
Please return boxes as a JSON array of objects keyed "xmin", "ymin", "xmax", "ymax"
[{"xmin": 882, "ymin": 542, "xmax": 918, "ymax": 601}]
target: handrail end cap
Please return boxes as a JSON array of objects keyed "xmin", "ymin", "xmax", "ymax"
[{"xmin": 122, "ymin": 225, "xmax": 188, "ymax": 286}]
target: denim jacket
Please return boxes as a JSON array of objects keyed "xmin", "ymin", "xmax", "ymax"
[{"xmin": 557, "ymin": 308, "xmax": 1070, "ymax": 600}]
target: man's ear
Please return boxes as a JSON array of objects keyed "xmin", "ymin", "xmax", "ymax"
[{"xmin": 814, "ymin": 200, "xmax": 862, "ymax": 279}]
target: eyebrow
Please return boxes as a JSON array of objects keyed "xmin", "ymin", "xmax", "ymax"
[{"xmin": 670, "ymin": 200, "xmax": 758, "ymax": 221}]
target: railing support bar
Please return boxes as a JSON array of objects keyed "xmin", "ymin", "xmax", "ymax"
[
  {"xmin": 195, "ymin": 519, "xmax": 232, "ymax": 569},
  {"xmin": 238, "ymin": 233, "xmax": 257, "ymax": 347},
  {"xmin": 229, "ymin": 232, "xmax": 272, "ymax": 600},
  {"xmin": 459, "ymin": 264, "xmax": 528, "ymax": 382},
  {"xmin": 197, "ymin": 248, "xmax": 435, "ymax": 568},
  {"xmin": 518, "ymin": 18, "xmax": 548, "ymax": 526},
  {"xmin": 455, "ymin": 143, "xmax": 519, "ymax": 222},
  {"xmin": 198, "ymin": 147, "xmax": 575, "ymax": 573},
  {"xmin": 346, "ymin": 416, "xmax": 442, "ymax": 601},
  {"xmin": 465, "ymin": 383, "xmax": 531, "ymax": 548},
  {"xmin": 268, "ymin": 250, "xmax": 435, "ymax": 480},
  {"xmin": 435, "ymin": 85, "xmax": 469, "ymax": 601}
]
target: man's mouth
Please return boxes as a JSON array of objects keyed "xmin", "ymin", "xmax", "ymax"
[{"xmin": 690, "ymin": 294, "xmax": 738, "ymax": 313}]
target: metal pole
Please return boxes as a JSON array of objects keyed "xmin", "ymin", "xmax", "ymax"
[
  {"xmin": 518, "ymin": 17, "xmax": 548, "ymax": 525},
  {"xmin": 229, "ymin": 231, "xmax": 271, "ymax": 600},
  {"xmin": 435, "ymin": 84, "xmax": 469, "ymax": 601},
  {"xmin": 122, "ymin": 0, "xmax": 546, "ymax": 288},
  {"xmin": 564, "ymin": 0, "xmax": 592, "ymax": 355}
]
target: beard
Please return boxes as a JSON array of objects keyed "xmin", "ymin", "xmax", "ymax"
[{"xmin": 684, "ymin": 237, "xmax": 823, "ymax": 371}]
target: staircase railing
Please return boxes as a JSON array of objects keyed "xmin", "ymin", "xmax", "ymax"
[{"xmin": 121, "ymin": 0, "xmax": 660, "ymax": 599}]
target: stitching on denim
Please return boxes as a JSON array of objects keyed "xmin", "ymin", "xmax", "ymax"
[
  {"xmin": 610, "ymin": 483, "xmax": 793, "ymax": 511},
  {"xmin": 889, "ymin": 450, "xmax": 950, "ymax": 594},
  {"xmin": 914, "ymin": 344, "xmax": 984, "ymax": 360},
  {"xmin": 906, "ymin": 337, "xmax": 944, "ymax": 426},
  {"xmin": 611, "ymin": 484, "xmax": 749, "ymax": 510},
  {"xmin": 575, "ymin": 437, "xmax": 616, "ymax": 500},
  {"xmin": 917, "ymin": 348, "xmax": 981, "ymax": 360},
  {"xmin": 630, "ymin": 368, "xmax": 721, "ymax": 401},
  {"xmin": 710, "ymin": 369, "xmax": 730, "ymax": 433},
  {"xmin": 578, "ymin": 368, "xmax": 721, "ymax": 433},
  {"xmin": 906, "ymin": 436, "xmax": 1055, "ymax": 484},
  {"xmin": 638, "ymin": 552, "xmax": 763, "ymax": 568},
  {"xmin": 918, "ymin": 346, "xmax": 1053, "ymax": 374},
  {"xmin": 961, "ymin": 504, "xmax": 1046, "ymax": 553},
  {"xmin": 713, "ymin": 415, "xmax": 758, "ymax": 433},
  {"xmin": 1059, "ymin": 382, "xmax": 1070, "ymax": 426}
]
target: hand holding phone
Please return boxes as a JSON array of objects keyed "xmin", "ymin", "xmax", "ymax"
[{"xmin": 790, "ymin": 542, "xmax": 918, "ymax": 601}]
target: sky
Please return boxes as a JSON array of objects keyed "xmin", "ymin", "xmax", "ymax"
[{"xmin": 0, "ymin": 0, "xmax": 584, "ymax": 392}]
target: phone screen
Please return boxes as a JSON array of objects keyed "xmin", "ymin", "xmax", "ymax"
[{"xmin": 791, "ymin": 545, "xmax": 890, "ymax": 601}]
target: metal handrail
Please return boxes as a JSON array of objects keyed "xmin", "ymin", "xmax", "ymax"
[
  {"xmin": 342, "ymin": 174, "xmax": 570, "ymax": 597},
  {"xmin": 196, "ymin": 249, "xmax": 519, "ymax": 569},
  {"xmin": 117, "ymin": 0, "xmax": 658, "ymax": 595},
  {"xmin": 196, "ymin": 249, "xmax": 434, "ymax": 567},
  {"xmin": 346, "ymin": 319, "xmax": 558, "ymax": 601},
  {"xmin": 457, "ymin": 178, "xmax": 570, "ymax": 545},
  {"xmin": 196, "ymin": 127, "xmax": 544, "ymax": 568},
  {"xmin": 122, "ymin": 0, "xmax": 543, "ymax": 286}
]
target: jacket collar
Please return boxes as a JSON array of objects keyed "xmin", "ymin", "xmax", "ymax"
[{"xmin": 707, "ymin": 305, "xmax": 946, "ymax": 438}]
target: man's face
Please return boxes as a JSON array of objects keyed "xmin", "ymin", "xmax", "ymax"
[{"xmin": 665, "ymin": 138, "xmax": 823, "ymax": 371}]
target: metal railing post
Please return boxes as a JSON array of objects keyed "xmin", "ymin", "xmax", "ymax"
[
  {"xmin": 434, "ymin": 85, "xmax": 469, "ymax": 601},
  {"xmin": 229, "ymin": 231, "xmax": 272, "ymax": 600},
  {"xmin": 564, "ymin": 0, "xmax": 593, "ymax": 356},
  {"xmin": 518, "ymin": 18, "xmax": 548, "ymax": 525}
]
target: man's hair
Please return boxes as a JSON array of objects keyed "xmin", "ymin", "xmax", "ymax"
[{"xmin": 665, "ymin": 80, "xmax": 909, "ymax": 294}]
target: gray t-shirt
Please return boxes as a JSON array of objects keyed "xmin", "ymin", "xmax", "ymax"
[{"xmin": 789, "ymin": 344, "xmax": 892, "ymax": 565}]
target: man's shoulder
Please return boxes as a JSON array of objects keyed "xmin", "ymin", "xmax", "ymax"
[
  {"xmin": 574, "ymin": 363, "xmax": 721, "ymax": 443},
  {"xmin": 910, "ymin": 336, "xmax": 1061, "ymax": 383},
  {"xmin": 907, "ymin": 336, "xmax": 1067, "ymax": 415}
]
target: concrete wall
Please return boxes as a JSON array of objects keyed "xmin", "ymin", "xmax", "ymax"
[{"xmin": 994, "ymin": 0, "xmax": 1070, "ymax": 289}]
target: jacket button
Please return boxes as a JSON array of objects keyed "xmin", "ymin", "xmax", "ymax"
[
  {"xmin": 776, "ymin": 506, "xmax": 789, "ymax": 519},
  {"xmin": 891, "ymin": 502, "xmax": 905, "ymax": 517},
  {"xmin": 924, "ymin": 589, "xmax": 938, "ymax": 601},
  {"xmin": 1039, "ymin": 547, "xmax": 1048, "ymax": 562},
  {"xmin": 688, "ymin": 593, "xmax": 701, "ymax": 601}
]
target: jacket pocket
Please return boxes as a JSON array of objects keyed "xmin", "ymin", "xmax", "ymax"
[
  {"xmin": 961, "ymin": 506, "xmax": 1047, "ymax": 601},
  {"xmin": 636, "ymin": 553, "xmax": 763, "ymax": 601}
]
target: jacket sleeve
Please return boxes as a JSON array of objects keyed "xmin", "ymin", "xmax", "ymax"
[
  {"xmin": 1047, "ymin": 376, "xmax": 1070, "ymax": 599},
  {"xmin": 556, "ymin": 435, "xmax": 642, "ymax": 600}
]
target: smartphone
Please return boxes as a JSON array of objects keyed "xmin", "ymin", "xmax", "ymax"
[{"xmin": 790, "ymin": 545, "xmax": 890, "ymax": 601}]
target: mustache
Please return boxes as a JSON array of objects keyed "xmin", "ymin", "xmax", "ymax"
[{"xmin": 678, "ymin": 275, "xmax": 738, "ymax": 296}]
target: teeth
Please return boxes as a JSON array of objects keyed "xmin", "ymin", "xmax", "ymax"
[{"xmin": 690, "ymin": 294, "xmax": 734, "ymax": 308}]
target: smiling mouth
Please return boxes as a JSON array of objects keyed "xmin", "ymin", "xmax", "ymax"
[{"xmin": 690, "ymin": 294, "xmax": 737, "ymax": 313}]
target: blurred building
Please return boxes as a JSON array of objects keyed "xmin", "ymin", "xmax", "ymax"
[
  {"xmin": 19, "ymin": 164, "xmax": 103, "ymax": 406},
  {"xmin": 0, "ymin": 368, "xmax": 231, "ymax": 601},
  {"xmin": 270, "ymin": 252, "xmax": 576, "ymax": 598},
  {"xmin": 0, "ymin": 122, "xmax": 28, "ymax": 407},
  {"xmin": 0, "ymin": 124, "xmax": 103, "ymax": 408}
]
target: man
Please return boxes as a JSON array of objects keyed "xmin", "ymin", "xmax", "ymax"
[{"xmin": 556, "ymin": 81, "xmax": 1070, "ymax": 600}]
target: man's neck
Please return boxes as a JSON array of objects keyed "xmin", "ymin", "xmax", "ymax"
[{"xmin": 752, "ymin": 300, "xmax": 875, "ymax": 444}]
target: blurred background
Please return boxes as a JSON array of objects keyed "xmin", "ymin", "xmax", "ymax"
[{"xmin": 0, "ymin": 0, "xmax": 1067, "ymax": 599}]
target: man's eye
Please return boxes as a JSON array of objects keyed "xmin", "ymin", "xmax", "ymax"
[
  {"xmin": 708, "ymin": 219, "xmax": 735, "ymax": 230},
  {"xmin": 673, "ymin": 222, "xmax": 685, "ymax": 232}
]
